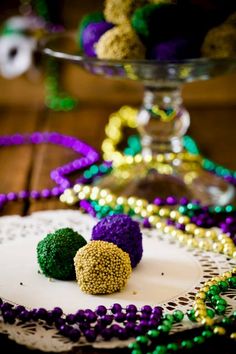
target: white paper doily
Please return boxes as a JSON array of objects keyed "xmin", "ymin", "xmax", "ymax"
[{"xmin": 0, "ymin": 210, "xmax": 235, "ymax": 352}]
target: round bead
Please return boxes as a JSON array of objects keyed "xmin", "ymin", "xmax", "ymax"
[
  {"xmin": 126, "ymin": 304, "xmax": 137, "ymax": 313},
  {"xmin": 202, "ymin": 329, "xmax": 213, "ymax": 338},
  {"xmin": 136, "ymin": 335, "xmax": 149, "ymax": 345},
  {"xmin": 159, "ymin": 208, "xmax": 170, "ymax": 218},
  {"xmin": 128, "ymin": 342, "xmax": 140, "ymax": 350},
  {"xmin": 178, "ymin": 216, "xmax": 190, "ymax": 225},
  {"xmin": 206, "ymin": 309, "xmax": 215, "ymax": 318},
  {"xmin": 111, "ymin": 303, "xmax": 122, "ymax": 314},
  {"xmin": 230, "ymin": 332, "xmax": 236, "ymax": 340},
  {"xmin": 185, "ymin": 223, "xmax": 197, "ymax": 233},
  {"xmin": 181, "ymin": 340, "xmax": 193, "ymax": 349},
  {"xmin": 187, "ymin": 309, "xmax": 196, "ymax": 322},
  {"xmin": 51, "ymin": 307, "xmax": 63, "ymax": 318},
  {"xmin": 153, "ymin": 345, "xmax": 167, "ymax": 354},
  {"xmin": 141, "ymin": 305, "xmax": 152, "ymax": 314},
  {"xmin": 96, "ymin": 305, "xmax": 107, "ymax": 316},
  {"xmin": 167, "ymin": 343, "xmax": 179, "ymax": 351},
  {"xmin": 201, "ymin": 318, "xmax": 214, "ymax": 326},
  {"xmin": 147, "ymin": 329, "xmax": 160, "ymax": 338},
  {"xmin": 228, "ymin": 277, "xmax": 236, "ymax": 288},
  {"xmin": 173, "ymin": 310, "xmax": 184, "ymax": 322},
  {"xmin": 157, "ymin": 324, "xmax": 171, "ymax": 333},
  {"xmin": 215, "ymin": 305, "xmax": 226, "ymax": 315},
  {"xmin": 193, "ymin": 335, "xmax": 205, "ymax": 344},
  {"xmin": 218, "ymin": 280, "xmax": 229, "ymax": 291},
  {"xmin": 194, "ymin": 228, "xmax": 206, "ymax": 238},
  {"xmin": 213, "ymin": 326, "xmax": 226, "ymax": 335}
]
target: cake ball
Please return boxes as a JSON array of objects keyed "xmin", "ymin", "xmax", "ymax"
[
  {"xmin": 82, "ymin": 21, "xmax": 113, "ymax": 57},
  {"xmin": 96, "ymin": 24, "xmax": 146, "ymax": 60},
  {"xmin": 77, "ymin": 11, "xmax": 104, "ymax": 49},
  {"xmin": 91, "ymin": 214, "xmax": 143, "ymax": 268},
  {"xmin": 148, "ymin": 37, "xmax": 200, "ymax": 60},
  {"xmin": 201, "ymin": 24, "xmax": 236, "ymax": 58},
  {"xmin": 74, "ymin": 240, "xmax": 132, "ymax": 295},
  {"xmin": 225, "ymin": 12, "xmax": 236, "ymax": 27},
  {"xmin": 37, "ymin": 228, "xmax": 87, "ymax": 280},
  {"xmin": 104, "ymin": 0, "xmax": 147, "ymax": 25},
  {"xmin": 131, "ymin": 3, "xmax": 180, "ymax": 43},
  {"xmin": 148, "ymin": 0, "xmax": 172, "ymax": 3}
]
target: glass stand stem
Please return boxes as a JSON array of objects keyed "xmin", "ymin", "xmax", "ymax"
[
  {"xmin": 137, "ymin": 86, "xmax": 190, "ymax": 156},
  {"xmin": 97, "ymin": 86, "xmax": 234, "ymax": 205}
]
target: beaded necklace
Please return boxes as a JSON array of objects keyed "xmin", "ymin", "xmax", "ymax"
[
  {"xmin": 0, "ymin": 132, "xmax": 99, "ymax": 210},
  {"xmin": 61, "ymin": 184, "xmax": 236, "ymax": 258},
  {"xmin": 102, "ymin": 106, "xmax": 236, "ymax": 185},
  {"xmin": 19, "ymin": 0, "xmax": 77, "ymax": 111}
]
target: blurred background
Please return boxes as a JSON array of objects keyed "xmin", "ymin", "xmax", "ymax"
[
  {"xmin": 1, "ymin": 0, "xmax": 236, "ymax": 108},
  {"xmin": 0, "ymin": 0, "xmax": 236, "ymax": 213}
]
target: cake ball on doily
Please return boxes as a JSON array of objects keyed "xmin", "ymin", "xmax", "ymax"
[
  {"xmin": 82, "ymin": 21, "xmax": 113, "ymax": 57},
  {"xmin": 37, "ymin": 228, "xmax": 87, "ymax": 280},
  {"xmin": 104, "ymin": 0, "xmax": 147, "ymax": 25},
  {"xmin": 91, "ymin": 214, "xmax": 143, "ymax": 268},
  {"xmin": 74, "ymin": 240, "xmax": 132, "ymax": 295},
  {"xmin": 201, "ymin": 24, "xmax": 236, "ymax": 58},
  {"xmin": 96, "ymin": 24, "xmax": 146, "ymax": 59}
]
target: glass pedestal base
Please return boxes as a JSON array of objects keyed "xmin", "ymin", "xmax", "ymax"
[{"xmin": 96, "ymin": 161, "xmax": 234, "ymax": 205}]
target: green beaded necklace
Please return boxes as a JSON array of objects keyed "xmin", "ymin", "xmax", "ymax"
[
  {"xmin": 128, "ymin": 273, "xmax": 236, "ymax": 354},
  {"xmin": 20, "ymin": 0, "xmax": 77, "ymax": 111},
  {"xmin": 124, "ymin": 133, "xmax": 236, "ymax": 182}
]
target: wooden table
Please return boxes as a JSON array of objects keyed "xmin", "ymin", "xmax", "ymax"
[{"xmin": 0, "ymin": 1, "xmax": 236, "ymax": 349}]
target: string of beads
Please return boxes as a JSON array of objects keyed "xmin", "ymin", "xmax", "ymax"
[{"xmin": 0, "ymin": 132, "xmax": 99, "ymax": 210}]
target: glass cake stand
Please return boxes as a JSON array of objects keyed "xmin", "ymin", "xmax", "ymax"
[{"xmin": 42, "ymin": 33, "xmax": 236, "ymax": 205}]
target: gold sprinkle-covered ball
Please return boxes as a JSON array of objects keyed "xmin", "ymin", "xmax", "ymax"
[
  {"xmin": 225, "ymin": 12, "xmax": 236, "ymax": 27},
  {"xmin": 74, "ymin": 240, "xmax": 132, "ymax": 295},
  {"xmin": 104, "ymin": 0, "xmax": 147, "ymax": 25},
  {"xmin": 201, "ymin": 24, "xmax": 236, "ymax": 58},
  {"xmin": 96, "ymin": 24, "xmax": 146, "ymax": 60},
  {"xmin": 148, "ymin": 0, "xmax": 172, "ymax": 3}
]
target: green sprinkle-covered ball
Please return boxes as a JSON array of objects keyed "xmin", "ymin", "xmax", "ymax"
[
  {"xmin": 37, "ymin": 228, "xmax": 87, "ymax": 280},
  {"xmin": 74, "ymin": 240, "xmax": 132, "ymax": 294}
]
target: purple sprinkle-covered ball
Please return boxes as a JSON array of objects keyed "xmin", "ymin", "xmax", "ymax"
[
  {"xmin": 91, "ymin": 214, "xmax": 143, "ymax": 268},
  {"xmin": 82, "ymin": 21, "xmax": 113, "ymax": 57},
  {"xmin": 148, "ymin": 37, "xmax": 200, "ymax": 61}
]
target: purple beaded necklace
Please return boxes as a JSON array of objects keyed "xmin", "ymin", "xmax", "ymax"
[{"xmin": 0, "ymin": 132, "xmax": 99, "ymax": 210}]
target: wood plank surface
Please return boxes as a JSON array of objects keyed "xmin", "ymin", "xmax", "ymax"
[
  {"xmin": 0, "ymin": 107, "xmax": 38, "ymax": 215},
  {"xmin": 0, "ymin": 1, "xmax": 236, "ymax": 353}
]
